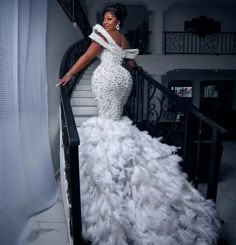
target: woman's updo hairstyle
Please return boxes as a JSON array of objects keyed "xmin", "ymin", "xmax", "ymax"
[{"xmin": 103, "ymin": 3, "xmax": 127, "ymax": 27}]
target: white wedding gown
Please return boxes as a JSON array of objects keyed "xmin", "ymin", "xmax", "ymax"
[{"xmin": 77, "ymin": 24, "xmax": 220, "ymax": 245}]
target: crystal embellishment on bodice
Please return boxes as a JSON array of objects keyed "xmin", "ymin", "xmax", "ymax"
[{"xmin": 89, "ymin": 24, "xmax": 139, "ymax": 120}]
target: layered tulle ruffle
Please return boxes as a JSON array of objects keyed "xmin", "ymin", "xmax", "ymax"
[{"xmin": 78, "ymin": 117, "xmax": 220, "ymax": 245}]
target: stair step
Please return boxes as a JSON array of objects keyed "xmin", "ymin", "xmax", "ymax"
[
  {"xmin": 72, "ymin": 90, "xmax": 94, "ymax": 98},
  {"xmin": 71, "ymin": 97, "xmax": 97, "ymax": 106},
  {"xmin": 83, "ymin": 70, "xmax": 94, "ymax": 75},
  {"xmin": 90, "ymin": 62, "xmax": 99, "ymax": 66},
  {"xmin": 86, "ymin": 69, "xmax": 96, "ymax": 73},
  {"xmin": 74, "ymin": 84, "xmax": 91, "ymax": 91},
  {"xmin": 88, "ymin": 64, "xmax": 98, "ymax": 68},
  {"xmin": 82, "ymin": 74, "xmax": 92, "ymax": 79},
  {"xmin": 75, "ymin": 116, "xmax": 92, "ymax": 127},
  {"xmin": 71, "ymin": 61, "xmax": 99, "ymax": 127},
  {"xmin": 87, "ymin": 64, "xmax": 99, "ymax": 70},
  {"xmin": 77, "ymin": 79, "xmax": 91, "ymax": 85},
  {"xmin": 72, "ymin": 106, "xmax": 98, "ymax": 115}
]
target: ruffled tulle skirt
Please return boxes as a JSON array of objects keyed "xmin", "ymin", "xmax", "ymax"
[{"xmin": 77, "ymin": 117, "xmax": 220, "ymax": 245}]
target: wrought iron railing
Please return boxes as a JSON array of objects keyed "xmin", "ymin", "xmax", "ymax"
[
  {"xmin": 59, "ymin": 38, "xmax": 91, "ymax": 244},
  {"xmin": 164, "ymin": 32, "xmax": 236, "ymax": 55},
  {"xmin": 57, "ymin": 1, "xmax": 92, "ymax": 243},
  {"xmin": 124, "ymin": 65, "xmax": 226, "ymax": 201}
]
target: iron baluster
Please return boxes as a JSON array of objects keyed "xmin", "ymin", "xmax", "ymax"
[
  {"xmin": 146, "ymin": 81, "xmax": 151, "ymax": 129},
  {"xmin": 140, "ymin": 73, "xmax": 144, "ymax": 127},
  {"xmin": 207, "ymin": 129, "xmax": 223, "ymax": 201},
  {"xmin": 194, "ymin": 119, "xmax": 203, "ymax": 188}
]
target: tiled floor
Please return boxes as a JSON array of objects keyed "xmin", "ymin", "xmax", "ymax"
[
  {"xmin": 26, "ymin": 181, "xmax": 69, "ymax": 245},
  {"xmin": 27, "ymin": 140, "xmax": 236, "ymax": 245}
]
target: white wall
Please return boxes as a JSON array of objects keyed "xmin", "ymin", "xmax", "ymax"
[
  {"xmin": 47, "ymin": 0, "xmax": 83, "ymax": 173},
  {"xmin": 137, "ymin": 54, "xmax": 236, "ymax": 76},
  {"xmin": 164, "ymin": 3, "xmax": 236, "ymax": 32}
]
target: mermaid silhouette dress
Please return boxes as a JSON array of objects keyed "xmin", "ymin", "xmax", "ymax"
[{"xmin": 77, "ymin": 24, "xmax": 220, "ymax": 245}]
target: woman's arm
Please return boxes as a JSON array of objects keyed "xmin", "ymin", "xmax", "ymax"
[{"xmin": 57, "ymin": 41, "xmax": 102, "ymax": 86}]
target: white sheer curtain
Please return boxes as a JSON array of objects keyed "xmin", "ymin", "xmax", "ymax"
[{"xmin": 0, "ymin": 1, "xmax": 58, "ymax": 244}]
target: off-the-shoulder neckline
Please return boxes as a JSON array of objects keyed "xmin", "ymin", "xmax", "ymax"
[
  {"xmin": 94, "ymin": 24, "xmax": 125, "ymax": 50},
  {"xmin": 92, "ymin": 24, "xmax": 139, "ymax": 55}
]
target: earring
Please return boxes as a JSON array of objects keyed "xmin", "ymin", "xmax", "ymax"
[{"xmin": 116, "ymin": 24, "xmax": 120, "ymax": 30}]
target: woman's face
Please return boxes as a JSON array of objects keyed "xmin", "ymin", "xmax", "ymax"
[{"xmin": 103, "ymin": 11, "xmax": 120, "ymax": 31}]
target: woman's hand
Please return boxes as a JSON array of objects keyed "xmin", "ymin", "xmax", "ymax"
[
  {"xmin": 127, "ymin": 59, "xmax": 137, "ymax": 68},
  {"xmin": 56, "ymin": 72, "xmax": 72, "ymax": 87}
]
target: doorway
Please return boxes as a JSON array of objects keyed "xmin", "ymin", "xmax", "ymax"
[{"xmin": 200, "ymin": 80, "xmax": 235, "ymax": 138}]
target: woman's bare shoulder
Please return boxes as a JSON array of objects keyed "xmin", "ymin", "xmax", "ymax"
[
  {"xmin": 120, "ymin": 33, "xmax": 129, "ymax": 49},
  {"xmin": 105, "ymin": 31, "xmax": 129, "ymax": 49}
]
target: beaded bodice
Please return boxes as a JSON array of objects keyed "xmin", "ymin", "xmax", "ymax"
[{"xmin": 89, "ymin": 24, "xmax": 139, "ymax": 120}]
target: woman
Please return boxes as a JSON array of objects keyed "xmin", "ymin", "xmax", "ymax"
[{"xmin": 58, "ymin": 3, "xmax": 220, "ymax": 245}]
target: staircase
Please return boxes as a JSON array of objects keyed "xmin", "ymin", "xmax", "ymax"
[
  {"xmin": 60, "ymin": 40, "xmax": 226, "ymax": 245},
  {"xmin": 71, "ymin": 60, "xmax": 99, "ymax": 126}
]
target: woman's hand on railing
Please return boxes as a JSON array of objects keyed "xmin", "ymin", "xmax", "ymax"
[
  {"xmin": 56, "ymin": 72, "xmax": 72, "ymax": 87},
  {"xmin": 127, "ymin": 59, "xmax": 138, "ymax": 69}
]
